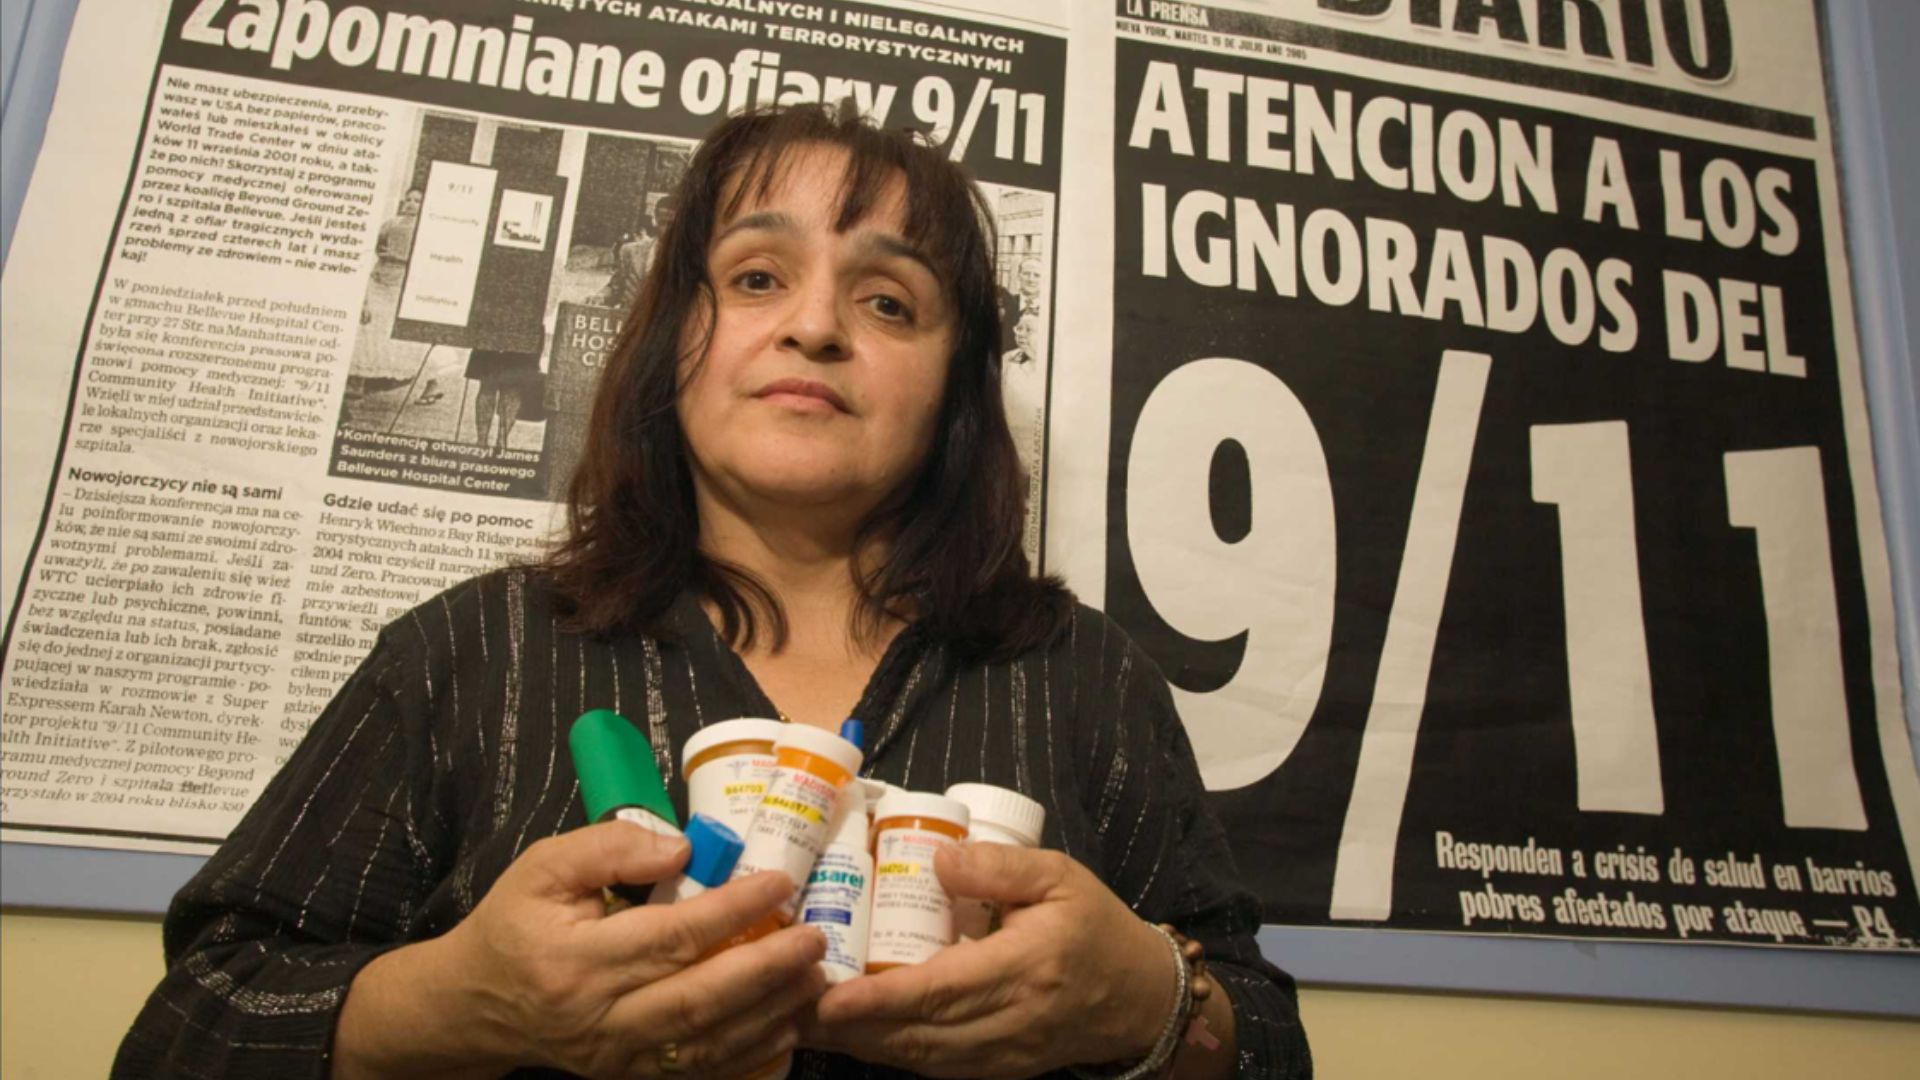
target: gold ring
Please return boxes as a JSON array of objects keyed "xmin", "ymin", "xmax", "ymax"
[{"xmin": 657, "ymin": 1041, "xmax": 685, "ymax": 1074}]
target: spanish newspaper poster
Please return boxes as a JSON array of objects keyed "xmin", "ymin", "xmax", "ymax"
[{"xmin": 1061, "ymin": 0, "xmax": 1919, "ymax": 950}]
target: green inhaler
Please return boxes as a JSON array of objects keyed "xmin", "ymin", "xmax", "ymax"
[{"xmin": 569, "ymin": 709, "xmax": 681, "ymax": 909}]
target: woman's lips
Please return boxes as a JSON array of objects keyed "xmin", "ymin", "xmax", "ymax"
[{"xmin": 754, "ymin": 378, "xmax": 850, "ymax": 413}]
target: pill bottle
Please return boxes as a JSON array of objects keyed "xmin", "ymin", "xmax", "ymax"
[
  {"xmin": 866, "ymin": 791, "xmax": 971, "ymax": 971},
  {"xmin": 648, "ymin": 813, "xmax": 744, "ymax": 905},
  {"xmin": 682, "ymin": 719, "xmax": 784, "ymax": 835},
  {"xmin": 733, "ymin": 723, "xmax": 865, "ymax": 924},
  {"xmin": 798, "ymin": 781, "xmax": 874, "ymax": 984},
  {"xmin": 656, "ymin": 810, "xmax": 784, "ymax": 1080},
  {"xmin": 944, "ymin": 783, "xmax": 1046, "ymax": 940}
]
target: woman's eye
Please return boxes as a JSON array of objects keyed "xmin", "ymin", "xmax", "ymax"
[
  {"xmin": 868, "ymin": 294, "xmax": 913, "ymax": 322},
  {"xmin": 734, "ymin": 269, "xmax": 777, "ymax": 292}
]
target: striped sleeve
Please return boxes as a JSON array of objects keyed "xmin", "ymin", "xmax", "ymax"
[
  {"xmin": 112, "ymin": 633, "xmax": 443, "ymax": 1079},
  {"xmin": 1089, "ymin": 627, "xmax": 1313, "ymax": 1079}
]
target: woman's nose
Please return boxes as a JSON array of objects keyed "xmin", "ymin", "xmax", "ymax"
[{"xmin": 778, "ymin": 278, "xmax": 849, "ymax": 361}]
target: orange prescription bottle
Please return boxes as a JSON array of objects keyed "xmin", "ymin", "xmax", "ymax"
[
  {"xmin": 682, "ymin": 719, "xmax": 784, "ymax": 837},
  {"xmin": 866, "ymin": 791, "xmax": 972, "ymax": 971},
  {"xmin": 731, "ymin": 723, "xmax": 865, "ymax": 926}
]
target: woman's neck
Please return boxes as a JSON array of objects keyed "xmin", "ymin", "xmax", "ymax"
[
  {"xmin": 693, "ymin": 488, "xmax": 896, "ymax": 661},
  {"xmin": 693, "ymin": 491, "xmax": 912, "ymax": 728}
]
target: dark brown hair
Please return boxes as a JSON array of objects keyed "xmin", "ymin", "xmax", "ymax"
[{"xmin": 543, "ymin": 103, "xmax": 1071, "ymax": 660}]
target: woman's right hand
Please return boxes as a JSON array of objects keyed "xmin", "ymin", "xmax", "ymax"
[{"xmin": 336, "ymin": 819, "xmax": 826, "ymax": 1079}]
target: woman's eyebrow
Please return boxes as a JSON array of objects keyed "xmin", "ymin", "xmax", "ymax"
[
  {"xmin": 851, "ymin": 230, "xmax": 938, "ymax": 280},
  {"xmin": 713, "ymin": 210, "xmax": 797, "ymax": 245}
]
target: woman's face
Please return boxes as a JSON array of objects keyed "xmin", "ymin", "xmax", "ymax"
[
  {"xmin": 677, "ymin": 145, "xmax": 953, "ymax": 522},
  {"xmin": 400, "ymin": 189, "xmax": 424, "ymax": 215}
]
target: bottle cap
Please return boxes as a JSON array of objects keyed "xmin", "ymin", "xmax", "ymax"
[
  {"xmin": 683, "ymin": 718, "xmax": 784, "ymax": 768},
  {"xmin": 570, "ymin": 709, "xmax": 678, "ymax": 828},
  {"xmin": 838, "ymin": 717, "xmax": 866, "ymax": 751},
  {"xmin": 872, "ymin": 790, "xmax": 970, "ymax": 831},
  {"xmin": 683, "ymin": 813, "xmax": 745, "ymax": 887},
  {"xmin": 774, "ymin": 723, "xmax": 864, "ymax": 777},
  {"xmin": 944, "ymin": 783, "xmax": 1045, "ymax": 847},
  {"xmin": 827, "ymin": 780, "xmax": 870, "ymax": 850}
]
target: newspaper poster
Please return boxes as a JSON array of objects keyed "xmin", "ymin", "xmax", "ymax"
[
  {"xmin": 5, "ymin": 0, "xmax": 1916, "ymax": 956},
  {"xmin": 0, "ymin": 0, "xmax": 1067, "ymax": 853},
  {"xmin": 1094, "ymin": 0, "xmax": 1918, "ymax": 949}
]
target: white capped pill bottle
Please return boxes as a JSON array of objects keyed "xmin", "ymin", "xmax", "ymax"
[
  {"xmin": 944, "ymin": 782, "xmax": 1045, "ymax": 940},
  {"xmin": 799, "ymin": 781, "xmax": 874, "ymax": 984},
  {"xmin": 733, "ymin": 723, "xmax": 864, "ymax": 924},
  {"xmin": 866, "ymin": 791, "xmax": 971, "ymax": 971},
  {"xmin": 682, "ymin": 718, "xmax": 784, "ymax": 836}
]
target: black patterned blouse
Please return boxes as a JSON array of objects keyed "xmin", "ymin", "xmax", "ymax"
[{"xmin": 113, "ymin": 569, "xmax": 1311, "ymax": 1078}]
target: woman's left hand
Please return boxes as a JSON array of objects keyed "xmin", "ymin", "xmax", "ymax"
[{"xmin": 806, "ymin": 843, "xmax": 1178, "ymax": 1078}]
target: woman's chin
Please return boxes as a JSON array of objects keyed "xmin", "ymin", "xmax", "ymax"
[{"xmin": 728, "ymin": 465, "xmax": 875, "ymax": 512}]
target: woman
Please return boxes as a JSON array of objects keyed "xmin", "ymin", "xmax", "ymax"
[
  {"xmin": 465, "ymin": 346, "xmax": 542, "ymax": 450},
  {"xmin": 591, "ymin": 219, "xmax": 660, "ymax": 315},
  {"xmin": 344, "ymin": 186, "xmax": 429, "ymax": 407},
  {"xmin": 114, "ymin": 105, "xmax": 1310, "ymax": 1079}
]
